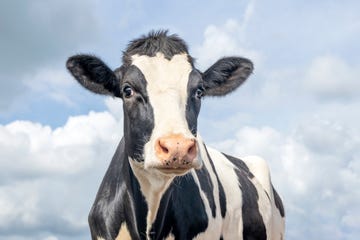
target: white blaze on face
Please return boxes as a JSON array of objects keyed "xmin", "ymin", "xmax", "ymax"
[{"xmin": 131, "ymin": 53, "xmax": 199, "ymax": 169}]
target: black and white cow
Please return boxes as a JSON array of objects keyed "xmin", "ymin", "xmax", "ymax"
[{"xmin": 66, "ymin": 31, "xmax": 285, "ymax": 240}]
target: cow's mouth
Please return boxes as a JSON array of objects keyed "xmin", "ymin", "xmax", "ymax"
[{"xmin": 155, "ymin": 167, "xmax": 192, "ymax": 176}]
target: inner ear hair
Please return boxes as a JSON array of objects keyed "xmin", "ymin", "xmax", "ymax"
[{"xmin": 228, "ymin": 58, "xmax": 253, "ymax": 81}]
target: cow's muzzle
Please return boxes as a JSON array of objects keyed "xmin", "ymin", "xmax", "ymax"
[{"xmin": 155, "ymin": 134, "xmax": 197, "ymax": 173}]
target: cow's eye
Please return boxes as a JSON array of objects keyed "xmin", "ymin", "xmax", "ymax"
[
  {"xmin": 195, "ymin": 87, "xmax": 204, "ymax": 99},
  {"xmin": 123, "ymin": 86, "xmax": 134, "ymax": 98}
]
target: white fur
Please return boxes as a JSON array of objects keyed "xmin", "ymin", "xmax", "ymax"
[{"xmin": 242, "ymin": 156, "xmax": 272, "ymax": 195}]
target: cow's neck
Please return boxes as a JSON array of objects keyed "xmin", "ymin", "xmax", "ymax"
[
  {"xmin": 128, "ymin": 159, "xmax": 174, "ymax": 237},
  {"xmin": 125, "ymin": 133, "xmax": 205, "ymax": 238}
]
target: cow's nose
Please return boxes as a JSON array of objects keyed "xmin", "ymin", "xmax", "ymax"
[{"xmin": 155, "ymin": 134, "xmax": 197, "ymax": 167}]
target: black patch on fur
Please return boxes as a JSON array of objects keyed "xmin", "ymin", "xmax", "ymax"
[
  {"xmin": 122, "ymin": 66, "xmax": 154, "ymax": 162},
  {"xmin": 272, "ymin": 184, "xmax": 285, "ymax": 217},
  {"xmin": 123, "ymin": 30, "xmax": 194, "ymax": 66},
  {"xmin": 195, "ymin": 163, "xmax": 216, "ymax": 218},
  {"xmin": 205, "ymin": 145, "xmax": 227, "ymax": 218},
  {"xmin": 150, "ymin": 174, "xmax": 209, "ymax": 240},
  {"xmin": 203, "ymin": 57, "xmax": 253, "ymax": 96},
  {"xmin": 186, "ymin": 70, "xmax": 203, "ymax": 135},
  {"xmin": 224, "ymin": 154, "xmax": 267, "ymax": 240}
]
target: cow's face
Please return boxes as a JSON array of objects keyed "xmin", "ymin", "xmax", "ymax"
[
  {"xmin": 66, "ymin": 32, "xmax": 253, "ymax": 176},
  {"xmin": 121, "ymin": 53, "xmax": 202, "ymax": 174}
]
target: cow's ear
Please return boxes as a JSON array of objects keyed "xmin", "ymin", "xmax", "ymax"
[
  {"xmin": 203, "ymin": 57, "xmax": 253, "ymax": 96},
  {"xmin": 66, "ymin": 54, "xmax": 121, "ymax": 97}
]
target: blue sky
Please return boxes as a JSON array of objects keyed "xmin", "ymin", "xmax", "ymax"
[{"xmin": 1, "ymin": 0, "xmax": 359, "ymax": 239}]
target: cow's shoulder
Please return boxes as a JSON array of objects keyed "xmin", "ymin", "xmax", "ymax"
[
  {"xmin": 240, "ymin": 155, "xmax": 272, "ymax": 195},
  {"xmin": 89, "ymin": 138, "xmax": 143, "ymax": 240}
]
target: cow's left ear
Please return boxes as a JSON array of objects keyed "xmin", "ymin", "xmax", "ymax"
[
  {"xmin": 66, "ymin": 54, "xmax": 122, "ymax": 97},
  {"xmin": 203, "ymin": 57, "xmax": 253, "ymax": 96}
]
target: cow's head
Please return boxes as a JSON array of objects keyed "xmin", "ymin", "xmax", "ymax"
[{"xmin": 66, "ymin": 31, "xmax": 253, "ymax": 176}]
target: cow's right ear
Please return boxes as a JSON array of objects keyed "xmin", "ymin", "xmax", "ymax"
[{"xmin": 66, "ymin": 54, "xmax": 121, "ymax": 97}]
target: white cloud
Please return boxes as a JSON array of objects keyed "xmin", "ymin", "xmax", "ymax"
[
  {"xmin": 195, "ymin": 4, "xmax": 262, "ymax": 70},
  {"xmin": 1, "ymin": 111, "xmax": 121, "ymax": 178},
  {"xmin": 0, "ymin": 109, "xmax": 123, "ymax": 239},
  {"xmin": 303, "ymin": 55, "xmax": 360, "ymax": 100}
]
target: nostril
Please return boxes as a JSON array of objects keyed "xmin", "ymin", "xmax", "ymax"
[
  {"xmin": 186, "ymin": 140, "xmax": 197, "ymax": 159},
  {"xmin": 188, "ymin": 144, "xmax": 196, "ymax": 155},
  {"xmin": 161, "ymin": 145, "xmax": 169, "ymax": 154},
  {"xmin": 157, "ymin": 139, "xmax": 169, "ymax": 154}
]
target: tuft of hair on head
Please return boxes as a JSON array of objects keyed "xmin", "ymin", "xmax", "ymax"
[{"xmin": 122, "ymin": 30, "xmax": 193, "ymax": 66}]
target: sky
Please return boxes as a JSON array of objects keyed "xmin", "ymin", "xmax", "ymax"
[{"xmin": 0, "ymin": 0, "xmax": 359, "ymax": 239}]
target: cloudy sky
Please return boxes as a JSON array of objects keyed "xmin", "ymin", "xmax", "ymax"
[{"xmin": 1, "ymin": 0, "xmax": 359, "ymax": 239}]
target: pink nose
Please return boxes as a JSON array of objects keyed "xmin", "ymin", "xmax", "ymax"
[{"xmin": 155, "ymin": 134, "xmax": 197, "ymax": 168}]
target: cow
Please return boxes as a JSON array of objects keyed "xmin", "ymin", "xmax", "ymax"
[{"xmin": 66, "ymin": 30, "xmax": 285, "ymax": 240}]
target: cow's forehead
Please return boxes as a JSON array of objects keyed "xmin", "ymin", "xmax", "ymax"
[
  {"xmin": 131, "ymin": 53, "xmax": 192, "ymax": 93},
  {"xmin": 130, "ymin": 52, "xmax": 195, "ymax": 148}
]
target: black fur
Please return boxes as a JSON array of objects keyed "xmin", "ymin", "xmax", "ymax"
[
  {"xmin": 186, "ymin": 70, "xmax": 204, "ymax": 135},
  {"xmin": 123, "ymin": 30, "xmax": 194, "ymax": 67},
  {"xmin": 121, "ymin": 66, "xmax": 154, "ymax": 162},
  {"xmin": 224, "ymin": 154, "xmax": 267, "ymax": 240},
  {"xmin": 66, "ymin": 55, "xmax": 121, "ymax": 97},
  {"xmin": 195, "ymin": 163, "xmax": 217, "ymax": 218},
  {"xmin": 88, "ymin": 139, "xmax": 145, "ymax": 240},
  {"xmin": 149, "ymin": 174, "xmax": 209, "ymax": 240}
]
